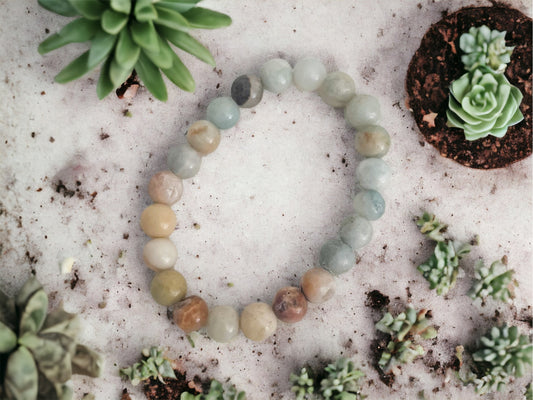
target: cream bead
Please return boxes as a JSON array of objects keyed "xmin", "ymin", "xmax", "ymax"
[
  {"xmin": 143, "ymin": 238, "xmax": 178, "ymax": 272},
  {"xmin": 240, "ymin": 302, "xmax": 277, "ymax": 342},
  {"xmin": 140, "ymin": 203, "xmax": 176, "ymax": 238},
  {"xmin": 148, "ymin": 171, "xmax": 183, "ymax": 205},
  {"xmin": 207, "ymin": 305, "xmax": 240, "ymax": 343},
  {"xmin": 187, "ymin": 120, "xmax": 221, "ymax": 155},
  {"xmin": 300, "ymin": 268, "xmax": 335, "ymax": 303}
]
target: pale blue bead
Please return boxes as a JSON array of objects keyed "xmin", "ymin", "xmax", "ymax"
[
  {"xmin": 355, "ymin": 158, "xmax": 391, "ymax": 191},
  {"xmin": 167, "ymin": 144, "xmax": 201, "ymax": 179},
  {"xmin": 206, "ymin": 97, "xmax": 240, "ymax": 130},
  {"xmin": 293, "ymin": 57, "xmax": 327, "ymax": 92},
  {"xmin": 340, "ymin": 215, "xmax": 373, "ymax": 250},
  {"xmin": 353, "ymin": 190, "xmax": 385, "ymax": 221},
  {"xmin": 345, "ymin": 94, "xmax": 381, "ymax": 129},
  {"xmin": 319, "ymin": 238, "xmax": 355, "ymax": 275},
  {"xmin": 319, "ymin": 71, "xmax": 356, "ymax": 108},
  {"xmin": 260, "ymin": 58, "xmax": 292, "ymax": 94}
]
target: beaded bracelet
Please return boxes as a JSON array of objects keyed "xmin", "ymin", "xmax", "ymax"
[{"xmin": 139, "ymin": 57, "xmax": 392, "ymax": 343}]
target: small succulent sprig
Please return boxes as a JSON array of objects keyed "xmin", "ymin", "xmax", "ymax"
[
  {"xmin": 457, "ymin": 325, "xmax": 532, "ymax": 394},
  {"xmin": 469, "ymin": 257, "xmax": 516, "ymax": 303},
  {"xmin": 37, "ymin": 0, "xmax": 232, "ymax": 101},
  {"xmin": 0, "ymin": 277, "xmax": 102, "ymax": 400},
  {"xmin": 180, "ymin": 379, "xmax": 246, "ymax": 400},
  {"xmin": 375, "ymin": 307, "xmax": 437, "ymax": 374},
  {"xmin": 459, "ymin": 25, "xmax": 514, "ymax": 73},
  {"xmin": 416, "ymin": 212, "xmax": 470, "ymax": 295},
  {"xmin": 290, "ymin": 358, "xmax": 366, "ymax": 400},
  {"xmin": 119, "ymin": 346, "xmax": 176, "ymax": 386}
]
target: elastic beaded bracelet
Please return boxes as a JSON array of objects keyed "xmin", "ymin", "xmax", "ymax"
[{"xmin": 140, "ymin": 56, "xmax": 392, "ymax": 343}]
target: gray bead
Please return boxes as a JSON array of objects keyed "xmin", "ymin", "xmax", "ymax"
[
  {"xmin": 260, "ymin": 58, "xmax": 292, "ymax": 94},
  {"xmin": 206, "ymin": 97, "xmax": 240, "ymax": 130},
  {"xmin": 167, "ymin": 144, "xmax": 202, "ymax": 179},
  {"xmin": 319, "ymin": 238, "xmax": 356, "ymax": 275},
  {"xmin": 319, "ymin": 71, "xmax": 356, "ymax": 108},
  {"xmin": 345, "ymin": 94, "xmax": 381, "ymax": 128},
  {"xmin": 340, "ymin": 215, "xmax": 373, "ymax": 250},
  {"xmin": 355, "ymin": 158, "xmax": 391, "ymax": 191},
  {"xmin": 231, "ymin": 74, "xmax": 263, "ymax": 108},
  {"xmin": 353, "ymin": 190, "xmax": 385, "ymax": 221}
]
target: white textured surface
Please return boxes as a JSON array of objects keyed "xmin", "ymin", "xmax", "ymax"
[{"xmin": 0, "ymin": 1, "xmax": 531, "ymax": 399}]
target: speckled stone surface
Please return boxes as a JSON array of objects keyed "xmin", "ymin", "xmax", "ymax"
[{"xmin": 0, "ymin": 1, "xmax": 531, "ymax": 399}]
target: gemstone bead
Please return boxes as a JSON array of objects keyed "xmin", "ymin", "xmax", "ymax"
[
  {"xmin": 339, "ymin": 215, "xmax": 373, "ymax": 250},
  {"xmin": 231, "ymin": 74, "xmax": 263, "ymax": 108},
  {"xmin": 140, "ymin": 204, "xmax": 176, "ymax": 238},
  {"xmin": 345, "ymin": 94, "xmax": 381, "ymax": 128},
  {"xmin": 301, "ymin": 268, "xmax": 335, "ymax": 303},
  {"xmin": 319, "ymin": 238, "xmax": 356, "ymax": 275},
  {"xmin": 186, "ymin": 120, "xmax": 221, "ymax": 155},
  {"xmin": 354, "ymin": 125, "xmax": 391, "ymax": 158},
  {"xmin": 150, "ymin": 269, "xmax": 187, "ymax": 306},
  {"xmin": 167, "ymin": 144, "xmax": 202, "ymax": 179},
  {"xmin": 240, "ymin": 302, "xmax": 277, "ymax": 342},
  {"xmin": 318, "ymin": 71, "xmax": 356, "ymax": 108},
  {"xmin": 292, "ymin": 57, "xmax": 327, "ymax": 92},
  {"xmin": 148, "ymin": 171, "xmax": 183, "ymax": 205},
  {"xmin": 206, "ymin": 97, "xmax": 240, "ymax": 130},
  {"xmin": 172, "ymin": 295, "xmax": 209, "ymax": 334},
  {"xmin": 355, "ymin": 158, "xmax": 391, "ymax": 191},
  {"xmin": 207, "ymin": 305, "xmax": 240, "ymax": 343},
  {"xmin": 260, "ymin": 58, "xmax": 292, "ymax": 94},
  {"xmin": 143, "ymin": 238, "xmax": 178, "ymax": 271},
  {"xmin": 353, "ymin": 190, "xmax": 385, "ymax": 221},
  {"xmin": 272, "ymin": 286, "xmax": 308, "ymax": 323}
]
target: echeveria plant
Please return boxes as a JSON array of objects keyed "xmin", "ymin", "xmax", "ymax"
[
  {"xmin": 180, "ymin": 380, "xmax": 246, "ymax": 400},
  {"xmin": 468, "ymin": 258, "xmax": 516, "ymax": 303},
  {"xmin": 119, "ymin": 346, "xmax": 176, "ymax": 385},
  {"xmin": 37, "ymin": 0, "xmax": 232, "ymax": 101},
  {"xmin": 460, "ymin": 25, "xmax": 514, "ymax": 73},
  {"xmin": 446, "ymin": 67, "xmax": 524, "ymax": 141},
  {"xmin": 375, "ymin": 307, "xmax": 437, "ymax": 374},
  {"xmin": 0, "ymin": 277, "xmax": 102, "ymax": 400}
]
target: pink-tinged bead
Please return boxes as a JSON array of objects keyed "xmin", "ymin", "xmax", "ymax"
[
  {"xmin": 148, "ymin": 171, "xmax": 183, "ymax": 205},
  {"xmin": 300, "ymin": 268, "xmax": 335, "ymax": 303},
  {"xmin": 272, "ymin": 286, "xmax": 308, "ymax": 323},
  {"xmin": 140, "ymin": 204, "xmax": 176, "ymax": 238},
  {"xmin": 173, "ymin": 295, "xmax": 209, "ymax": 334}
]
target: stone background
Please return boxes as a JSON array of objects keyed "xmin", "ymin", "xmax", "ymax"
[{"xmin": 0, "ymin": 0, "xmax": 531, "ymax": 399}]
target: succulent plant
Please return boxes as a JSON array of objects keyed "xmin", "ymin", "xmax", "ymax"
[
  {"xmin": 526, "ymin": 382, "xmax": 532, "ymax": 400},
  {"xmin": 119, "ymin": 346, "xmax": 176, "ymax": 386},
  {"xmin": 0, "ymin": 277, "xmax": 102, "ymax": 400},
  {"xmin": 289, "ymin": 367, "xmax": 315, "ymax": 400},
  {"xmin": 180, "ymin": 379, "xmax": 246, "ymax": 400},
  {"xmin": 416, "ymin": 212, "xmax": 447, "ymax": 242},
  {"xmin": 37, "ymin": 0, "xmax": 232, "ymax": 101},
  {"xmin": 418, "ymin": 239, "xmax": 470, "ymax": 296},
  {"xmin": 446, "ymin": 67, "xmax": 524, "ymax": 141},
  {"xmin": 469, "ymin": 258, "xmax": 516, "ymax": 303},
  {"xmin": 375, "ymin": 307, "xmax": 437, "ymax": 374},
  {"xmin": 459, "ymin": 25, "xmax": 514, "ymax": 73},
  {"xmin": 319, "ymin": 358, "xmax": 365, "ymax": 400}
]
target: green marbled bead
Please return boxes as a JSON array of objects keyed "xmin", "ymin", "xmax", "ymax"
[
  {"xmin": 345, "ymin": 94, "xmax": 381, "ymax": 128},
  {"xmin": 260, "ymin": 58, "xmax": 292, "ymax": 94},
  {"xmin": 319, "ymin": 238, "xmax": 356, "ymax": 275},
  {"xmin": 206, "ymin": 97, "xmax": 240, "ymax": 130},
  {"xmin": 354, "ymin": 125, "xmax": 391, "ymax": 158},
  {"xmin": 207, "ymin": 305, "xmax": 240, "ymax": 343},
  {"xmin": 319, "ymin": 71, "xmax": 356, "ymax": 108}
]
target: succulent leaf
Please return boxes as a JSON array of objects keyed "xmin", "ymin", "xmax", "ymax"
[
  {"xmin": 130, "ymin": 20, "xmax": 160, "ymax": 52},
  {"xmin": 40, "ymin": 307, "xmax": 80, "ymax": 339},
  {"xmin": 0, "ymin": 321, "xmax": 17, "ymax": 353},
  {"xmin": 469, "ymin": 259, "xmax": 515, "ymax": 302},
  {"xmin": 71, "ymin": 344, "xmax": 103, "ymax": 378},
  {"xmin": 182, "ymin": 7, "xmax": 232, "ymax": 29},
  {"xmin": 143, "ymin": 36, "xmax": 174, "ymax": 69},
  {"xmin": 15, "ymin": 277, "xmax": 43, "ymax": 312},
  {"xmin": 416, "ymin": 212, "xmax": 447, "ymax": 242},
  {"xmin": 88, "ymin": 30, "xmax": 118, "ymax": 68},
  {"xmin": 135, "ymin": 52, "xmax": 168, "ymax": 101},
  {"xmin": 459, "ymin": 25, "xmax": 514, "ymax": 72},
  {"xmin": 19, "ymin": 290, "xmax": 49, "ymax": 336},
  {"xmin": 110, "ymin": 0, "xmax": 131, "ymax": 14},
  {"xmin": 154, "ymin": 7, "xmax": 190, "ymax": 31},
  {"xmin": 97, "ymin": 58, "xmax": 115, "ymax": 99},
  {"xmin": 120, "ymin": 346, "xmax": 175, "ymax": 385},
  {"xmin": 135, "ymin": 1, "xmax": 159, "ymax": 22},
  {"xmin": 156, "ymin": 0, "xmax": 202, "ymax": 14},
  {"xmin": 320, "ymin": 358, "xmax": 365, "ymax": 400},
  {"xmin": 180, "ymin": 379, "xmax": 246, "ymax": 400},
  {"xmin": 4, "ymin": 346, "xmax": 39, "ymax": 400},
  {"xmin": 38, "ymin": 0, "xmax": 78, "ymax": 17},
  {"xmin": 115, "ymin": 29, "xmax": 141, "ymax": 68},
  {"xmin": 289, "ymin": 367, "xmax": 315, "ymax": 400},
  {"xmin": 109, "ymin": 59, "xmax": 133, "ymax": 88},
  {"xmin": 161, "ymin": 52, "xmax": 195, "ymax": 92},
  {"xmin": 38, "ymin": 18, "xmax": 100, "ymax": 55},
  {"xmin": 54, "ymin": 51, "xmax": 93, "ymax": 83},
  {"xmin": 0, "ymin": 288, "xmax": 17, "ymax": 331},
  {"xmin": 101, "ymin": 9, "xmax": 129, "ymax": 35},
  {"xmin": 159, "ymin": 27, "xmax": 215, "ymax": 66},
  {"xmin": 67, "ymin": 0, "xmax": 106, "ymax": 20}
]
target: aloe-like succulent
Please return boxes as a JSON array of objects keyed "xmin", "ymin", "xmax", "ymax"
[
  {"xmin": 469, "ymin": 258, "xmax": 516, "ymax": 303},
  {"xmin": 180, "ymin": 379, "xmax": 246, "ymax": 400},
  {"xmin": 459, "ymin": 25, "xmax": 514, "ymax": 73},
  {"xmin": 289, "ymin": 367, "xmax": 315, "ymax": 400},
  {"xmin": 0, "ymin": 277, "xmax": 102, "ymax": 400},
  {"xmin": 418, "ymin": 239, "xmax": 470, "ymax": 296},
  {"xmin": 119, "ymin": 346, "xmax": 176, "ymax": 386},
  {"xmin": 375, "ymin": 308, "xmax": 437, "ymax": 374},
  {"xmin": 319, "ymin": 358, "xmax": 365, "ymax": 400},
  {"xmin": 37, "ymin": 0, "xmax": 232, "ymax": 101},
  {"xmin": 416, "ymin": 212, "xmax": 447, "ymax": 242}
]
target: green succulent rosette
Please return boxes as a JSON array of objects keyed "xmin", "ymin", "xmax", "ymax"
[
  {"xmin": 446, "ymin": 67, "xmax": 524, "ymax": 141},
  {"xmin": 460, "ymin": 25, "xmax": 514, "ymax": 73},
  {"xmin": 37, "ymin": 0, "xmax": 232, "ymax": 101}
]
